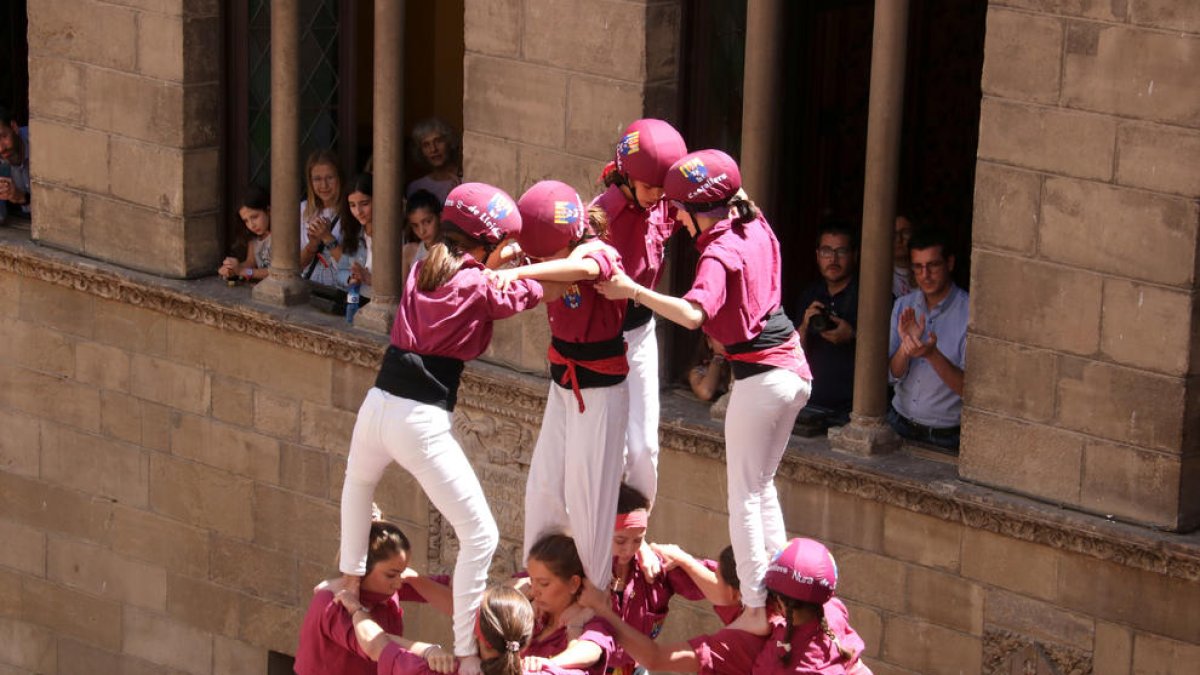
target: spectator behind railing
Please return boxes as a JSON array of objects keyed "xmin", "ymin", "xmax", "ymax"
[
  {"xmin": 346, "ymin": 173, "xmax": 375, "ymax": 296},
  {"xmin": 218, "ymin": 185, "xmax": 273, "ymax": 284},
  {"xmin": 0, "ymin": 105, "xmax": 31, "ymax": 225},
  {"xmin": 401, "ymin": 189, "xmax": 442, "ymax": 281},
  {"xmin": 794, "ymin": 219, "xmax": 861, "ymax": 432},
  {"xmin": 406, "ymin": 117, "xmax": 462, "ymax": 204},
  {"xmin": 300, "ymin": 149, "xmax": 349, "ymax": 288}
]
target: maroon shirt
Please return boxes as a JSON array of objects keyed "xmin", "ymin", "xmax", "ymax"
[
  {"xmin": 594, "ymin": 186, "xmax": 680, "ymax": 290},
  {"xmin": 295, "ymin": 584, "xmax": 430, "ymax": 675},
  {"xmin": 686, "ymin": 627, "xmax": 769, "ymax": 675},
  {"xmin": 526, "ymin": 615, "xmax": 617, "ymax": 675},
  {"xmin": 682, "ymin": 215, "xmax": 785, "ymax": 347},
  {"xmin": 391, "ymin": 256, "xmax": 543, "ymax": 359},
  {"xmin": 608, "ymin": 557, "xmax": 708, "ymax": 671},
  {"xmin": 748, "ymin": 600, "xmax": 866, "ymax": 675},
  {"xmin": 378, "ymin": 643, "xmax": 589, "ymax": 675},
  {"xmin": 545, "ymin": 244, "xmax": 627, "ymax": 344}
]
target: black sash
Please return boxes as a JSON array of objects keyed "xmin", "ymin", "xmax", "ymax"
[{"xmin": 374, "ymin": 345, "xmax": 466, "ymax": 411}]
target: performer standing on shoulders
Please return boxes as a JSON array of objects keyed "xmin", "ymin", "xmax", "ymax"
[
  {"xmin": 340, "ymin": 183, "xmax": 543, "ymax": 674},
  {"xmin": 597, "ymin": 150, "xmax": 812, "ymax": 635}
]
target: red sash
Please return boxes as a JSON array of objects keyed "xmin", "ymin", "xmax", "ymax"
[
  {"xmin": 723, "ymin": 331, "xmax": 813, "ymax": 380},
  {"xmin": 547, "ymin": 344, "xmax": 630, "ymax": 413}
]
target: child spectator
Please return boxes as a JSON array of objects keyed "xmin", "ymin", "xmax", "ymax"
[
  {"xmin": 218, "ymin": 185, "xmax": 272, "ymax": 283},
  {"xmin": 300, "ymin": 149, "xmax": 352, "ymax": 287},
  {"xmin": 346, "ymin": 173, "xmax": 375, "ymax": 294},
  {"xmin": 402, "ymin": 188, "xmax": 443, "ymax": 280}
]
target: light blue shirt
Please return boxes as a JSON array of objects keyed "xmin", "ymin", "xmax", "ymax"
[
  {"xmin": 889, "ymin": 284, "xmax": 968, "ymax": 428},
  {"xmin": 0, "ymin": 126, "xmax": 31, "ymax": 222}
]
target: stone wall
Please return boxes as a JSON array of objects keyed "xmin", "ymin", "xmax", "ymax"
[
  {"xmin": 462, "ymin": 0, "xmax": 683, "ymax": 373},
  {"xmin": 0, "ymin": 239, "xmax": 447, "ymax": 673},
  {"xmin": 26, "ymin": 0, "xmax": 222, "ymax": 278},
  {"xmin": 2, "ymin": 237, "xmax": 1197, "ymax": 674},
  {"xmin": 962, "ymin": 0, "xmax": 1200, "ymax": 531}
]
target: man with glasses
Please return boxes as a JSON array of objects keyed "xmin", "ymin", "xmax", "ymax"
[
  {"xmin": 887, "ymin": 228, "xmax": 968, "ymax": 451},
  {"xmin": 0, "ymin": 106, "xmax": 31, "ymax": 225},
  {"xmin": 795, "ymin": 220, "xmax": 860, "ymax": 432}
]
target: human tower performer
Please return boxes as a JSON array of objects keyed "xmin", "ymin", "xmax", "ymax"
[
  {"xmin": 331, "ymin": 182, "xmax": 543, "ymax": 675},
  {"xmin": 323, "ymin": 120, "xmax": 870, "ymax": 674},
  {"xmin": 595, "ymin": 147, "xmax": 813, "ymax": 635}
]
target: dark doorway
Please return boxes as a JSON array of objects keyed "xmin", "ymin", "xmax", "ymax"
[
  {"xmin": 0, "ymin": 0, "xmax": 29, "ymax": 123},
  {"xmin": 774, "ymin": 0, "xmax": 985, "ymax": 311},
  {"xmin": 672, "ymin": 0, "xmax": 986, "ymax": 384}
]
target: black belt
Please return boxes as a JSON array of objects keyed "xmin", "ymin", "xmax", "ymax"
[
  {"xmin": 898, "ymin": 414, "xmax": 959, "ymax": 439},
  {"xmin": 622, "ymin": 301, "xmax": 653, "ymax": 331}
]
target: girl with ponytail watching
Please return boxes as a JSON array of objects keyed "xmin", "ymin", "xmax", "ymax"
[
  {"xmin": 596, "ymin": 149, "xmax": 812, "ymax": 635},
  {"xmin": 577, "ymin": 538, "xmax": 870, "ymax": 675},
  {"xmin": 340, "ymin": 183, "xmax": 544, "ymax": 675},
  {"xmin": 489, "ymin": 181, "xmax": 630, "ymax": 593}
]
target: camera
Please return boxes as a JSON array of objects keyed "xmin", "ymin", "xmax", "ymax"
[{"xmin": 808, "ymin": 307, "xmax": 839, "ymax": 333}]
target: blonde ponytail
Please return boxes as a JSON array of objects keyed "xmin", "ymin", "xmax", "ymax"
[
  {"xmin": 416, "ymin": 225, "xmax": 491, "ymax": 292},
  {"xmin": 416, "ymin": 242, "xmax": 462, "ymax": 292}
]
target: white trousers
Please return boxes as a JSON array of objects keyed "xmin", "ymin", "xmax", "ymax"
[
  {"xmin": 340, "ymin": 387, "xmax": 498, "ymax": 657},
  {"xmin": 724, "ymin": 368, "xmax": 811, "ymax": 608},
  {"xmin": 622, "ymin": 318, "xmax": 660, "ymax": 506},
  {"xmin": 523, "ymin": 381, "xmax": 629, "ymax": 589}
]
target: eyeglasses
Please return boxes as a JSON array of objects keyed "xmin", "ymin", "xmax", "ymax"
[
  {"xmin": 911, "ymin": 260, "xmax": 946, "ymax": 274},
  {"xmin": 816, "ymin": 247, "xmax": 853, "ymax": 259}
]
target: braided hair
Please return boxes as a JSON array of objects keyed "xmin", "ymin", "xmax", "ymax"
[{"xmin": 769, "ymin": 591, "xmax": 854, "ymax": 665}]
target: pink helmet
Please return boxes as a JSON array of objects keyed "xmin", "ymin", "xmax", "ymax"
[
  {"xmin": 516, "ymin": 181, "xmax": 587, "ymax": 260},
  {"xmin": 441, "ymin": 182, "xmax": 522, "ymax": 245},
  {"xmin": 613, "ymin": 119, "xmax": 688, "ymax": 187},
  {"xmin": 663, "ymin": 149, "xmax": 742, "ymax": 206},
  {"xmin": 764, "ymin": 538, "xmax": 838, "ymax": 605}
]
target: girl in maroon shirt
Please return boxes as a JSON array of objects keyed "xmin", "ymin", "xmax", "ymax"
[
  {"xmin": 594, "ymin": 118, "xmax": 688, "ymax": 508},
  {"xmin": 520, "ymin": 533, "xmax": 617, "ymax": 675},
  {"xmin": 296, "ymin": 521, "xmax": 452, "ymax": 675},
  {"xmin": 341, "ymin": 183, "xmax": 544, "ymax": 673},
  {"xmin": 340, "ymin": 585, "xmax": 590, "ymax": 675},
  {"xmin": 597, "ymin": 150, "xmax": 812, "ymax": 635},
  {"xmin": 489, "ymin": 181, "xmax": 630, "ymax": 592},
  {"xmin": 577, "ymin": 538, "xmax": 870, "ymax": 675}
]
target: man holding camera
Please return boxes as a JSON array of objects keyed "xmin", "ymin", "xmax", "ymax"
[
  {"xmin": 795, "ymin": 221, "xmax": 860, "ymax": 430},
  {"xmin": 887, "ymin": 228, "xmax": 967, "ymax": 451},
  {"xmin": 0, "ymin": 106, "xmax": 31, "ymax": 225}
]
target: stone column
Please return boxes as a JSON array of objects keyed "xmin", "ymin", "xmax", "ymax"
[
  {"xmin": 739, "ymin": 0, "xmax": 784, "ymax": 208},
  {"xmin": 354, "ymin": 0, "xmax": 405, "ymax": 332},
  {"xmin": 254, "ymin": 0, "xmax": 309, "ymax": 306},
  {"xmin": 828, "ymin": 0, "xmax": 909, "ymax": 456}
]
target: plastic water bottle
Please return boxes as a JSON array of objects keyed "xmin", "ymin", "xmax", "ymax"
[{"xmin": 345, "ymin": 283, "xmax": 361, "ymax": 324}]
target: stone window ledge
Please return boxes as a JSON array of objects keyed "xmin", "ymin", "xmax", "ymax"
[{"xmin": 2, "ymin": 229, "xmax": 1197, "ymax": 584}]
